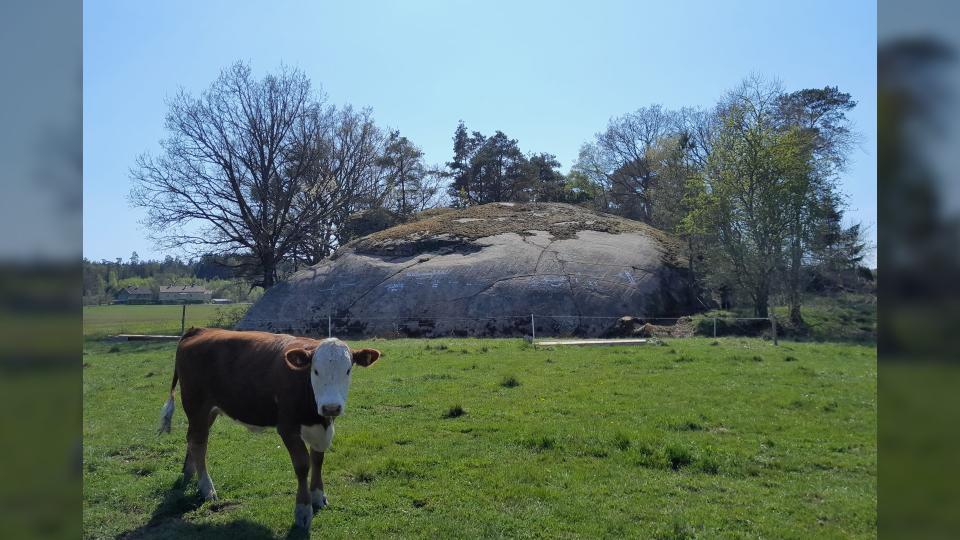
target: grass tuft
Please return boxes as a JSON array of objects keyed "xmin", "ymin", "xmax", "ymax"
[
  {"xmin": 672, "ymin": 420, "xmax": 705, "ymax": 432},
  {"xmin": 612, "ymin": 432, "xmax": 631, "ymax": 451},
  {"xmin": 666, "ymin": 445, "xmax": 694, "ymax": 470},
  {"xmin": 443, "ymin": 404, "xmax": 466, "ymax": 418},
  {"xmin": 659, "ymin": 519, "xmax": 699, "ymax": 540},
  {"xmin": 500, "ymin": 375, "xmax": 520, "ymax": 388},
  {"xmin": 353, "ymin": 469, "xmax": 376, "ymax": 483},
  {"xmin": 523, "ymin": 435, "xmax": 557, "ymax": 452}
]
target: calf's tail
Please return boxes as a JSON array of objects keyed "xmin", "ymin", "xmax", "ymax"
[{"xmin": 158, "ymin": 369, "xmax": 178, "ymax": 435}]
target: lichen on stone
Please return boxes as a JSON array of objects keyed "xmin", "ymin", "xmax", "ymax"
[{"xmin": 345, "ymin": 202, "xmax": 686, "ymax": 264}]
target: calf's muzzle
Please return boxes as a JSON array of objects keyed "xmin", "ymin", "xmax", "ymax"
[{"xmin": 320, "ymin": 403, "xmax": 342, "ymax": 417}]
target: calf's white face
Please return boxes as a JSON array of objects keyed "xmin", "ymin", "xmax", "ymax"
[
  {"xmin": 310, "ymin": 339, "xmax": 353, "ymax": 416},
  {"xmin": 284, "ymin": 338, "xmax": 381, "ymax": 417}
]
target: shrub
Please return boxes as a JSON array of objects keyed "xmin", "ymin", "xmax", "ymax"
[{"xmin": 210, "ymin": 305, "xmax": 249, "ymax": 329}]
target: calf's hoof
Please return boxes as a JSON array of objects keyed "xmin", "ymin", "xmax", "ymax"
[
  {"xmin": 294, "ymin": 503, "xmax": 313, "ymax": 529},
  {"xmin": 311, "ymin": 489, "xmax": 328, "ymax": 510},
  {"xmin": 198, "ymin": 475, "xmax": 217, "ymax": 501}
]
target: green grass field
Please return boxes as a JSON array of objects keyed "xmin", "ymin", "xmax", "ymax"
[
  {"xmin": 83, "ymin": 338, "xmax": 876, "ymax": 539},
  {"xmin": 83, "ymin": 305, "xmax": 247, "ymax": 338}
]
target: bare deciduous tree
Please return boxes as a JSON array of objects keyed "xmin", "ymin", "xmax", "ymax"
[
  {"xmin": 576, "ymin": 105, "xmax": 675, "ymax": 222},
  {"xmin": 292, "ymin": 106, "xmax": 391, "ymax": 264},
  {"xmin": 131, "ymin": 62, "xmax": 329, "ymax": 288}
]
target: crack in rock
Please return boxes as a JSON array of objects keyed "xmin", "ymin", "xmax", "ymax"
[
  {"xmin": 339, "ymin": 257, "xmax": 430, "ymax": 313},
  {"xmin": 442, "ymin": 273, "xmax": 572, "ymax": 303},
  {"xmin": 533, "ymin": 237, "xmax": 558, "ymax": 273}
]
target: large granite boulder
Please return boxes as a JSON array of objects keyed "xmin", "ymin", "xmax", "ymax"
[{"xmin": 237, "ymin": 202, "xmax": 701, "ymax": 337}]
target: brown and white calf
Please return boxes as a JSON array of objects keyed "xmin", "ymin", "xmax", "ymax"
[{"xmin": 158, "ymin": 328, "xmax": 381, "ymax": 529}]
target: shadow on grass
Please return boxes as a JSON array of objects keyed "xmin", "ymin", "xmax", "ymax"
[{"xmin": 117, "ymin": 479, "xmax": 309, "ymax": 539}]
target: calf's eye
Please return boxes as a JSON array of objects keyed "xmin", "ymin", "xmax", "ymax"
[
  {"xmin": 313, "ymin": 369, "xmax": 318, "ymax": 375},
  {"xmin": 346, "ymin": 367, "xmax": 351, "ymax": 375}
]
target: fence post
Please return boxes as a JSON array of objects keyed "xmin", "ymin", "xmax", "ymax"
[
  {"xmin": 771, "ymin": 315, "xmax": 778, "ymax": 346},
  {"xmin": 713, "ymin": 317, "xmax": 717, "ymax": 339},
  {"xmin": 531, "ymin": 314, "xmax": 536, "ymax": 342},
  {"xmin": 327, "ymin": 314, "xmax": 332, "ymax": 337},
  {"xmin": 180, "ymin": 304, "xmax": 186, "ymax": 336}
]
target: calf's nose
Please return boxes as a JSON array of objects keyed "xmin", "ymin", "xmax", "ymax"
[{"xmin": 320, "ymin": 404, "xmax": 342, "ymax": 417}]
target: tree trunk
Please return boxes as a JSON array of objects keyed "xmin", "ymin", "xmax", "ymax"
[
  {"xmin": 755, "ymin": 300, "xmax": 769, "ymax": 318},
  {"xmin": 261, "ymin": 256, "xmax": 277, "ymax": 289},
  {"xmin": 787, "ymin": 218, "xmax": 805, "ymax": 326},
  {"xmin": 753, "ymin": 282, "xmax": 769, "ymax": 318},
  {"xmin": 787, "ymin": 255, "xmax": 804, "ymax": 325}
]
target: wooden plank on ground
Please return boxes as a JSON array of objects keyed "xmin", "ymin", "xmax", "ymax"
[
  {"xmin": 534, "ymin": 338, "xmax": 649, "ymax": 347},
  {"xmin": 109, "ymin": 334, "xmax": 181, "ymax": 342}
]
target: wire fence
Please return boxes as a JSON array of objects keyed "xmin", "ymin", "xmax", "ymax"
[
  {"xmin": 86, "ymin": 303, "xmax": 784, "ymax": 343},
  {"xmin": 235, "ymin": 313, "xmax": 783, "ymax": 344}
]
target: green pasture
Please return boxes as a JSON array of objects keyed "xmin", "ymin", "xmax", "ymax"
[
  {"xmin": 82, "ymin": 304, "xmax": 247, "ymax": 338},
  {"xmin": 83, "ymin": 337, "xmax": 876, "ymax": 539}
]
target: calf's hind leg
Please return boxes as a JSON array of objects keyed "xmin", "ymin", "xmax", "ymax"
[
  {"xmin": 181, "ymin": 450, "xmax": 195, "ymax": 483},
  {"xmin": 186, "ymin": 407, "xmax": 218, "ymax": 500},
  {"xmin": 181, "ymin": 408, "xmax": 218, "ymax": 484}
]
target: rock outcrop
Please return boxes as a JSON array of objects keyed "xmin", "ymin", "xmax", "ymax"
[{"xmin": 237, "ymin": 202, "xmax": 701, "ymax": 337}]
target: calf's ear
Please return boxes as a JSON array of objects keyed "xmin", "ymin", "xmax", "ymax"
[
  {"xmin": 284, "ymin": 348, "xmax": 312, "ymax": 371},
  {"xmin": 351, "ymin": 348, "xmax": 381, "ymax": 367}
]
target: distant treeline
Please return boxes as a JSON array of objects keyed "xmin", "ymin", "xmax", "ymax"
[{"xmin": 82, "ymin": 254, "xmax": 264, "ymax": 305}]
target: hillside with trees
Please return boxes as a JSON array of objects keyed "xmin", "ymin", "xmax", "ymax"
[{"xmin": 115, "ymin": 62, "xmax": 873, "ymax": 326}]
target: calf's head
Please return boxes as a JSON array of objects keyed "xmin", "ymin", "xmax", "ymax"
[{"xmin": 284, "ymin": 338, "xmax": 381, "ymax": 417}]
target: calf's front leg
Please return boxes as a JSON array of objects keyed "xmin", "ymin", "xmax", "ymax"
[
  {"xmin": 310, "ymin": 450, "xmax": 327, "ymax": 510},
  {"xmin": 279, "ymin": 425, "xmax": 313, "ymax": 529}
]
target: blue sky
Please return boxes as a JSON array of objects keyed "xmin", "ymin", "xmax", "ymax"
[{"xmin": 84, "ymin": 0, "xmax": 877, "ymax": 263}]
